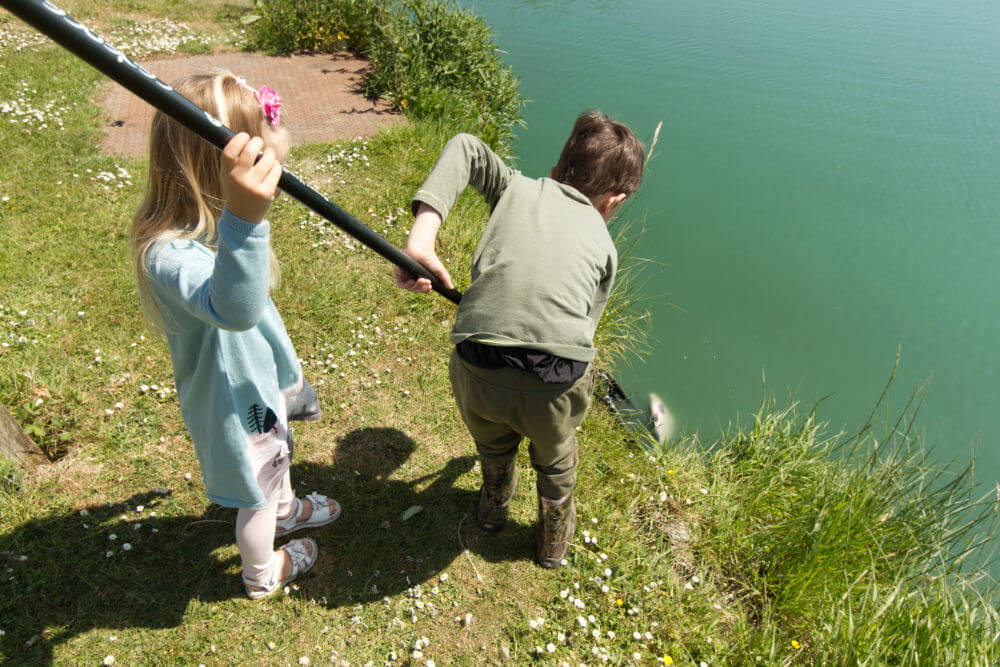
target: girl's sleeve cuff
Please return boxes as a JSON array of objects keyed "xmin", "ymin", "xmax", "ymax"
[{"xmin": 219, "ymin": 208, "xmax": 270, "ymax": 238}]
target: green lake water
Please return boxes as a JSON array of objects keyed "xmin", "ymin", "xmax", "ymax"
[{"xmin": 464, "ymin": 0, "xmax": 1000, "ymax": 481}]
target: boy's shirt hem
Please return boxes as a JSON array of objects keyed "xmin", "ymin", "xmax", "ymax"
[
  {"xmin": 455, "ymin": 332, "xmax": 598, "ymax": 363},
  {"xmin": 456, "ymin": 339, "xmax": 589, "ymax": 383}
]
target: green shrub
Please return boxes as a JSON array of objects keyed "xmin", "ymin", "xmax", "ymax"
[
  {"xmin": 248, "ymin": 0, "xmax": 386, "ymax": 54},
  {"xmin": 248, "ymin": 0, "xmax": 524, "ymax": 150}
]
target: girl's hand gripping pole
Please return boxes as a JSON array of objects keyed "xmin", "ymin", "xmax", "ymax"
[{"xmin": 0, "ymin": 0, "xmax": 463, "ymax": 305}]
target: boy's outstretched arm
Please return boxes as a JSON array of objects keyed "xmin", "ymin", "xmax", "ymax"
[
  {"xmin": 395, "ymin": 133, "xmax": 513, "ymax": 294},
  {"xmin": 393, "ymin": 202, "xmax": 454, "ymax": 293}
]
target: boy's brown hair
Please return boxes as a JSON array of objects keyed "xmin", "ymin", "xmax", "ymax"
[{"xmin": 553, "ymin": 111, "xmax": 645, "ymax": 199}]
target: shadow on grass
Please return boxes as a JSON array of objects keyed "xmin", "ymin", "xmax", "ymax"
[
  {"xmin": 0, "ymin": 489, "xmax": 235, "ymax": 663},
  {"xmin": 303, "ymin": 427, "xmax": 537, "ymax": 608},
  {"xmin": 0, "ymin": 427, "xmax": 535, "ymax": 662}
]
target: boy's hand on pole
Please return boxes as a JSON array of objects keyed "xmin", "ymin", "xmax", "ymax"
[
  {"xmin": 220, "ymin": 132, "xmax": 284, "ymax": 225},
  {"xmin": 394, "ymin": 202, "xmax": 453, "ymax": 293},
  {"xmin": 394, "ymin": 246, "xmax": 454, "ymax": 293}
]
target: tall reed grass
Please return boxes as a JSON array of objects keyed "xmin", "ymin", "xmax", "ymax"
[
  {"xmin": 688, "ymin": 357, "xmax": 1000, "ymax": 661},
  {"xmin": 594, "ymin": 120, "xmax": 662, "ymax": 374}
]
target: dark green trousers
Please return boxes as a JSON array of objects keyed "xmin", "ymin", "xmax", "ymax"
[{"xmin": 448, "ymin": 349, "xmax": 596, "ymax": 499}]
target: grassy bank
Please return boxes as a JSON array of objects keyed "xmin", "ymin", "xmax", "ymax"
[{"xmin": 2, "ymin": 2, "xmax": 999, "ymax": 664}]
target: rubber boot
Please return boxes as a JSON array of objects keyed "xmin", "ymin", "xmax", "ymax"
[
  {"xmin": 536, "ymin": 491, "xmax": 576, "ymax": 568},
  {"xmin": 477, "ymin": 457, "xmax": 520, "ymax": 531}
]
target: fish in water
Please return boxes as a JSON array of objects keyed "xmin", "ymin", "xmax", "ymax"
[
  {"xmin": 595, "ymin": 369, "xmax": 676, "ymax": 446},
  {"xmin": 649, "ymin": 393, "xmax": 675, "ymax": 444}
]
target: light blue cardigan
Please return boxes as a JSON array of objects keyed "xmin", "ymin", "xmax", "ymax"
[{"xmin": 146, "ymin": 210, "xmax": 305, "ymax": 509}]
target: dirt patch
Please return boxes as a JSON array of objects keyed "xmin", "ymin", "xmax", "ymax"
[{"xmin": 98, "ymin": 51, "xmax": 404, "ymax": 156}]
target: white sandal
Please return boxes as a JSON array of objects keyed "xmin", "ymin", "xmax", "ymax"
[
  {"xmin": 243, "ymin": 537, "xmax": 318, "ymax": 600},
  {"xmin": 275, "ymin": 492, "xmax": 342, "ymax": 537}
]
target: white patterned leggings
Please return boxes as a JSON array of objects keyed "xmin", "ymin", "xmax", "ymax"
[{"xmin": 235, "ymin": 469, "xmax": 296, "ymax": 581}]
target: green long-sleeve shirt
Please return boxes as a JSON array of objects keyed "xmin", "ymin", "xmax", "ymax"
[{"xmin": 413, "ymin": 133, "xmax": 617, "ymax": 362}]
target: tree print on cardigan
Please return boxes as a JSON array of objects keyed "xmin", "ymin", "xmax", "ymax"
[{"xmin": 247, "ymin": 403, "xmax": 279, "ymax": 435}]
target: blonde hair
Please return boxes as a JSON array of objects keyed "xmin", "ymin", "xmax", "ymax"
[{"xmin": 130, "ymin": 69, "xmax": 282, "ymax": 330}]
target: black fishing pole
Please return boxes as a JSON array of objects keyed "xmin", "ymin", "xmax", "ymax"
[
  {"xmin": 0, "ymin": 0, "xmax": 462, "ymax": 305},
  {"xmin": 4, "ymin": 0, "xmax": 663, "ymax": 441}
]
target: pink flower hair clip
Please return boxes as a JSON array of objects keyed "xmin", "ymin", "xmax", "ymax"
[{"xmin": 256, "ymin": 85, "xmax": 282, "ymax": 127}]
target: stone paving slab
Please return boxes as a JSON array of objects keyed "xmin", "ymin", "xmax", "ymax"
[{"xmin": 98, "ymin": 51, "xmax": 404, "ymax": 156}]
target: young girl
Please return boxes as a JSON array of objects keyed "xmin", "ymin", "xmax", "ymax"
[{"xmin": 130, "ymin": 69, "xmax": 340, "ymax": 599}]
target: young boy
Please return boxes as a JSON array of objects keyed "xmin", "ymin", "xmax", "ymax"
[{"xmin": 394, "ymin": 111, "xmax": 644, "ymax": 568}]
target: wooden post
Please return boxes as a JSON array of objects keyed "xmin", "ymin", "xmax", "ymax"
[{"xmin": 0, "ymin": 403, "xmax": 47, "ymax": 470}]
